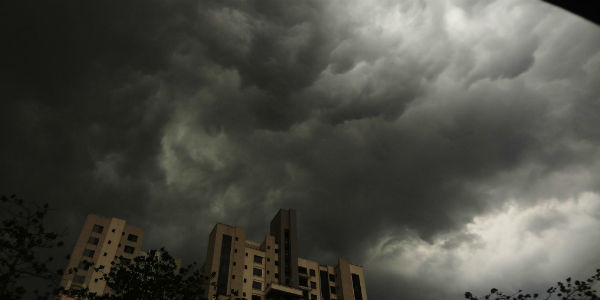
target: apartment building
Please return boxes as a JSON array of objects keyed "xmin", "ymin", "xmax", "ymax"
[
  {"xmin": 59, "ymin": 214, "xmax": 145, "ymax": 297},
  {"xmin": 203, "ymin": 209, "xmax": 367, "ymax": 300}
]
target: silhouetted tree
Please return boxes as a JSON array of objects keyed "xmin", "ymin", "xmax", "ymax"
[
  {"xmin": 465, "ymin": 269, "xmax": 600, "ymax": 300},
  {"xmin": 62, "ymin": 248, "xmax": 210, "ymax": 300},
  {"xmin": 0, "ymin": 194, "xmax": 64, "ymax": 300},
  {"xmin": 1, "ymin": 194, "xmax": 216, "ymax": 300}
]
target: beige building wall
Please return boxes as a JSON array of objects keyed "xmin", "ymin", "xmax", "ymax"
[
  {"xmin": 203, "ymin": 223, "xmax": 247, "ymax": 300},
  {"xmin": 336, "ymin": 258, "xmax": 366, "ymax": 300},
  {"xmin": 260, "ymin": 235, "xmax": 279, "ymax": 287},
  {"xmin": 60, "ymin": 214, "xmax": 144, "ymax": 297},
  {"xmin": 244, "ymin": 244, "xmax": 267, "ymax": 299},
  {"xmin": 203, "ymin": 209, "xmax": 367, "ymax": 300},
  {"xmin": 298, "ymin": 257, "xmax": 321, "ymax": 300},
  {"xmin": 62, "ymin": 210, "xmax": 366, "ymax": 300},
  {"xmin": 348, "ymin": 264, "xmax": 367, "ymax": 300}
]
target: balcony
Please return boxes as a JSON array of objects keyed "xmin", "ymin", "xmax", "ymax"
[{"xmin": 265, "ymin": 283, "xmax": 303, "ymax": 300}]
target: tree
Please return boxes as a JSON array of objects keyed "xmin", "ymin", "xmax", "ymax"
[
  {"xmin": 465, "ymin": 269, "xmax": 600, "ymax": 300},
  {"xmin": 62, "ymin": 248, "xmax": 209, "ymax": 300},
  {"xmin": 0, "ymin": 194, "xmax": 64, "ymax": 300},
  {"xmin": 1, "ymin": 194, "xmax": 211, "ymax": 300}
]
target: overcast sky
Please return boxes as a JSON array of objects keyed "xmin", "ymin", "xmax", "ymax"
[{"xmin": 2, "ymin": 0, "xmax": 599, "ymax": 299}]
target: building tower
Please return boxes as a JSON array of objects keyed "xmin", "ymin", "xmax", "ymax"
[
  {"xmin": 59, "ymin": 214, "xmax": 145, "ymax": 297},
  {"xmin": 203, "ymin": 209, "xmax": 367, "ymax": 300},
  {"xmin": 270, "ymin": 209, "xmax": 299, "ymax": 288}
]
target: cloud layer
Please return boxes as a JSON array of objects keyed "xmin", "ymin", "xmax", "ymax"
[{"xmin": 1, "ymin": 0, "xmax": 599, "ymax": 299}]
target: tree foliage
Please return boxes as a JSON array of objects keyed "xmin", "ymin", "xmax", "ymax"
[
  {"xmin": 62, "ymin": 248, "xmax": 209, "ymax": 300},
  {"xmin": 465, "ymin": 269, "xmax": 600, "ymax": 300},
  {"xmin": 0, "ymin": 194, "xmax": 64, "ymax": 300},
  {"xmin": 1, "ymin": 194, "xmax": 213, "ymax": 300}
]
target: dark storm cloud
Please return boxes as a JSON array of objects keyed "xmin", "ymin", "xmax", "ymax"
[
  {"xmin": 1, "ymin": 0, "xmax": 180, "ymax": 253},
  {"xmin": 2, "ymin": 0, "xmax": 600, "ymax": 299}
]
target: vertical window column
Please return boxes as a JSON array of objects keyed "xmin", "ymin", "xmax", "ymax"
[
  {"xmin": 217, "ymin": 235, "xmax": 232, "ymax": 296},
  {"xmin": 320, "ymin": 270, "xmax": 331, "ymax": 300},
  {"xmin": 352, "ymin": 273, "xmax": 363, "ymax": 300},
  {"xmin": 284, "ymin": 229, "xmax": 290, "ymax": 284}
]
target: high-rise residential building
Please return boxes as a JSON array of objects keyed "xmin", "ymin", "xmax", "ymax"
[
  {"xmin": 203, "ymin": 209, "xmax": 367, "ymax": 300},
  {"xmin": 59, "ymin": 214, "xmax": 145, "ymax": 298}
]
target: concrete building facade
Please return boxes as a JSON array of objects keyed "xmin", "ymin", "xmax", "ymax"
[
  {"xmin": 60, "ymin": 214, "xmax": 145, "ymax": 296},
  {"xmin": 203, "ymin": 209, "xmax": 367, "ymax": 300}
]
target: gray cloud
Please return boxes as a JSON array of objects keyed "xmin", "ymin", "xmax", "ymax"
[{"xmin": 1, "ymin": 0, "xmax": 600, "ymax": 299}]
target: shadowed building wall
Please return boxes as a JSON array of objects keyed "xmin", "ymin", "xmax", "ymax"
[{"xmin": 270, "ymin": 209, "xmax": 299, "ymax": 288}]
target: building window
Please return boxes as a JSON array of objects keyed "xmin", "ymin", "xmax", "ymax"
[
  {"xmin": 299, "ymin": 266, "xmax": 307, "ymax": 274},
  {"xmin": 120, "ymin": 257, "xmax": 131, "ymax": 265},
  {"xmin": 103, "ymin": 252, "xmax": 107, "ymax": 256},
  {"xmin": 235, "ymin": 237, "xmax": 239, "ymax": 241},
  {"xmin": 217, "ymin": 234, "xmax": 232, "ymax": 296},
  {"xmin": 352, "ymin": 273, "xmax": 363, "ymax": 300},
  {"xmin": 267, "ymin": 258, "xmax": 270, "ymax": 262},
  {"xmin": 232, "ymin": 275, "xmax": 236, "ymax": 279},
  {"xmin": 111, "ymin": 228, "xmax": 115, "ymax": 233},
  {"xmin": 267, "ymin": 246, "xmax": 270, "ymax": 250},
  {"xmin": 245, "ymin": 265, "xmax": 248, "ymax": 269},
  {"xmin": 311, "ymin": 294, "xmax": 317, "ymax": 300},
  {"xmin": 233, "ymin": 262, "xmax": 236, "ymax": 266},
  {"xmin": 310, "ymin": 269, "xmax": 316, "ymax": 276},
  {"xmin": 275, "ymin": 273, "xmax": 279, "ymax": 279},
  {"xmin": 78, "ymin": 260, "xmax": 90, "ymax": 271},
  {"xmin": 127, "ymin": 234, "xmax": 138, "ymax": 242},
  {"xmin": 246, "ymin": 252, "xmax": 248, "ymax": 256},
  {"xmin": 275, "ymin": 261, "xmax": 279, "ymax": 266},
  {"xmin": 83, "ymin": 249, "xmax": 95, "ymax": 258},
  {"xmin": 252, "ymin": 295, "xmax": 261, "ymax": 300},
  {"xmin": 275, "ymin": 249, "xmax": 279, "ymax": 254},
  {"xmin": 253, "ymin": 268, "xmax": 263, "ymax": 276},
  {"xmin": 299, "ymin": 276, "xmax": 308, "ymax": 286},
  {"xmin": 253, "ymin": 255, "xmax": 263, "ymax": 264},
  {"xmin": 107, "ymin": 240, "xmax": 111, "ymax": 244},
  {"xmin": 252, "ymin": 281, "xmax": 262, "ymax": 290},
  {"xmin": 92, "ymin": 225, "xmax": 104, "ymax": 233},
  {"xmin": 330, "ymin": 286, "xmax": 336, "ymax": 294},
  {"xmin": 234, "ymin": 249, "xmax": 238, "ymax": 253},
  {"xmin": 73, "ymin": 275, "xmax": 86, "ymax": 284},
  {"xmin": 243, "ymin": 292, "xmax": 246, "ymax": 297},
  {"xmin": 124, "ymin": 246, "xmax": 135, "ymax": 254},
  {"xmin": 87, "ymin": 237, "xmax": 99, "ymax": 245},
  {"xmin": 310, "ymin": 281, "xmax": 317, "ymax": 289},
  {"xmin": 329, "ymin": 274, "xmax": 336, "ymax": 282}
]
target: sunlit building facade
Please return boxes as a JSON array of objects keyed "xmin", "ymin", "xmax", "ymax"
[
  {"xmin": 203, "ymin": 209, "xmax": 367, "ymax": 300},
  {"xmin": 59, "ymin": 214, "xmax": 145, "ymax": 298}
]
